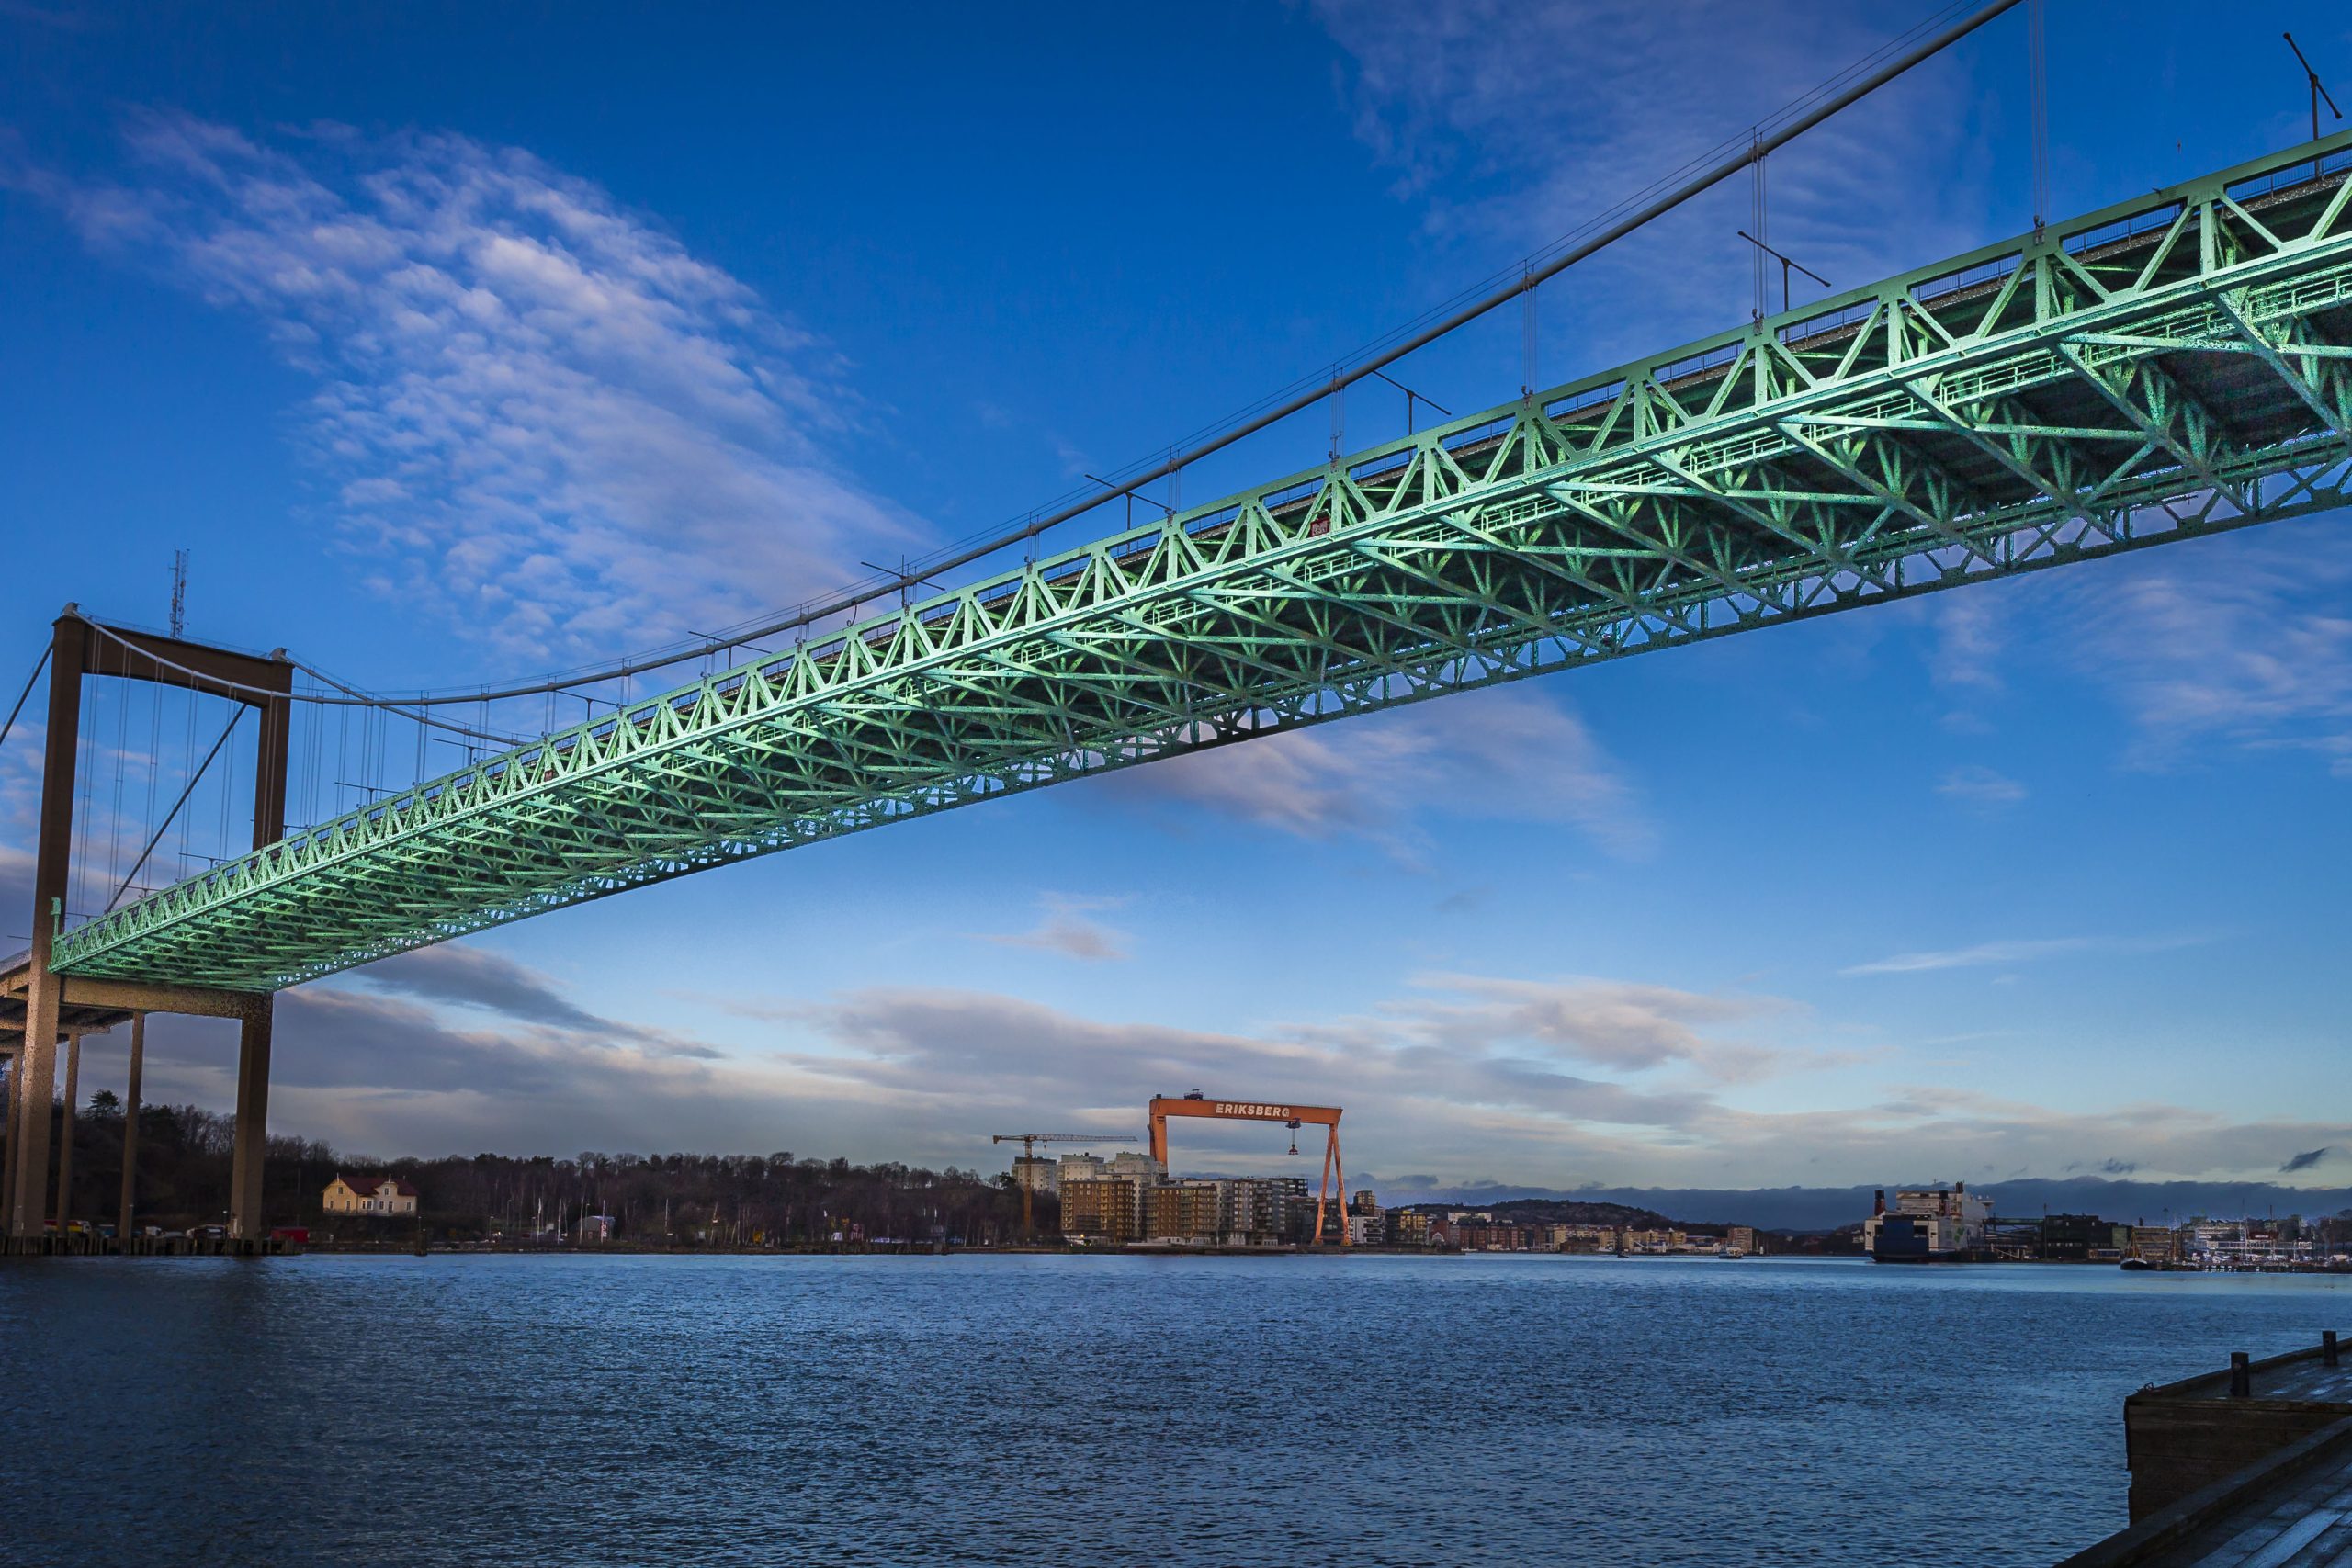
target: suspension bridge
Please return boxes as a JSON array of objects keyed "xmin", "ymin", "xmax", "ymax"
[{"xmin": 4, "ymin": 103, "xmax": 2350, "ymax": 1241}]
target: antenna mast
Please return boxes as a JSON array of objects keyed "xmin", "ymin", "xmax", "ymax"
[{"xmin": 2286, "ymin": 32, "xmax": 2343, "ymax": 146}]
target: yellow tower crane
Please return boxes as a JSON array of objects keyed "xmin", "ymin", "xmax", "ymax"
[{"xmin": 990, "ymin": 1133, "xmax": 1118, "ymax": 1239}]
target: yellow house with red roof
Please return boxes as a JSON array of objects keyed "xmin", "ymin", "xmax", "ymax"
[{"xmin": 322, "ymin": 1174, "xmax": 420, "ymax": 1216}]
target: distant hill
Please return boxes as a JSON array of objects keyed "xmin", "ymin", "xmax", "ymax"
[
  {"xmin": 1366, "ymin": 1177, "xmax": 2352, "ymax": 1234},
  {"xmin": 1398, "ymin": 1196, "xmax": 1683, "ymax": 1231}
]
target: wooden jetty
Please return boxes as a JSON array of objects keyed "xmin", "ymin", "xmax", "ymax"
[{"xmin": 2063, "ymin": 1333, "xmax": 2352, "ymax": 1565}]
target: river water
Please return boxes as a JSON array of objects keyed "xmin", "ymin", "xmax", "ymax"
[{"xmin": 3, "ymin": 1252, "xmax": 2346, "ymax": 1566}]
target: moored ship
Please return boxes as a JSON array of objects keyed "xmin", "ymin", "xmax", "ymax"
[{"xmin": 1864, "ymin": 1184, "xmax": 1994, "ymax": 1262}]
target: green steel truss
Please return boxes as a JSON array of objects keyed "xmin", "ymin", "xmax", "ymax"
[{"xmin": 52, "ymin": 133, "xmax": 2352, "ymax": 992}]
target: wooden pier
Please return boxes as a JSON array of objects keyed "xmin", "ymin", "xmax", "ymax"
[{"xmin": 2062, "ymin": 1334, "xmax": 2352, "ymax": 1565}]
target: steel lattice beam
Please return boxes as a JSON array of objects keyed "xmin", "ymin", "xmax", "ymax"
[{"xmin": 47, "ymin": 134, "xmax": 2352, "ymax": 991}]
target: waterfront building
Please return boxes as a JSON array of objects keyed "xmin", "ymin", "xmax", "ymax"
[
  {"xmin": 2181, "ymin": 1220, "xmax": 2245, "ymax": 1261},
  {"xmin": 1148, "ymin": 1182, "xmax": 1226, "ymax": 1242},
  {"xmin": 2040, "ymin": 1213, "xmax": 2131, "ymax": 1262},
  {"xmin": 1458, "ymin": 1224, "xmax": 1532, "ymax": 1251},
  {"xmin": 1224, "ymin": 1177, "xmax": 1312, "ymax": 1243},
  {"xmin": 1104, "ymin": 1151, "xmax": 1167, "ymax": 1188},
  {"xmin": 1390, "ymin": 1211, "xmax": 1430, "ymax": 1246},
  {"xmin": 1056, "ymin": 1153, "xmax": 1106, "ymax": 1188},
  {"xmin": 1726, "ymin": 1225, "xmax": 1758, "ymax": 1256},
  {"xmin": 1012, "ymin": 1156, "xmax": 1058, "ymax": 1195},
  {"xmin": 1062, "ymin": 1179, "xmax": 1142, "ymax": 1244},
  {"xmin": 1350, "ymin": 1189, "xmax": 1378, "ymax": 1216},
  {"xmin": 2127, "ymin": 1225, "xmax": 2180, "ymax": 1263},
  {"xmin": 1227, "ymin": 1179, "xmax": 1278, "ymax": 1241},
  {"xmin": 322, "ymin": 1174, "xmax": 420, "ymax": 1216}
]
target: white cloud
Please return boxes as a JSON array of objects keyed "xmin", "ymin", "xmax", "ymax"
[
  {"xmin": 1096, "ymin": 685, "xmax": 1652, "ymax": 863},
  {"xmin": 1936, "ymin": 764, "xmax": 2027, "ymax": 805},
  {"xmin": 1844, "ymin": 937, "xmax": 2092, "ymax": 976},
  {"xmin": 976, "ymin": 893, "xmax": 1133, "ymax": 963},
  {"xmin": 92, "ymin": 943, "xmax": 2335, "ymax": 1190},
  {"xmin": 1929, "ymin": 594, "xmax": 2007, "ymax": 692},
  {"xmin": 1318, "ymin": 973, "xmax": 1822, "ymax": 1084},
  {"xmin": 1906, "ymin": 533, "xmax": 2352, "ymax": 778},
  {"xmin": 2061, "ymin": 533, "xmax": 2352, "ymax": 772},
  {"xmin": 19, "ymin": 111, "xmax": 915, "ymax": 660},
  {"xmin": 1842, "ymin": 933, "xmax": 2204, "ymax": 977},
  {"xmin": 754, "ymin": 977, "xmax": 2343, "ymax": 1188},
  {"xmin": 1312, "ymin": 1, "xmax": 1993, "ymax": 365}
]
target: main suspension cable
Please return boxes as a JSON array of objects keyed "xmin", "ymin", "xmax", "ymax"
[
  {"xmin": 56, "ymin": 0, "xmax": 2024, "ymax": 730},
  {"xmin": 0, "ymin": 644, "xmax": 51, "ymax": 756},
  {"xmin": 221, "ymin": 0, "xmax": 2021, "ymax": 711},
  {"xmin": 63, "ymin": 614, "xmax": 526, "ymax": 746}
]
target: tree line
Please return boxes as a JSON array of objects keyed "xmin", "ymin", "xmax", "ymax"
[{"xmin": 21, "ymin": 1094, "xmax": 1045, "ymax": 1246}]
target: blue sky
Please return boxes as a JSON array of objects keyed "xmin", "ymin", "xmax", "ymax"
[{"xmin": 4, "ymin": 0, "xmax": 2350, "ymax": 1196}]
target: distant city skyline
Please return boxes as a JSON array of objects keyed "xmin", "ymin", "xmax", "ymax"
[{"xmin": 4, "ymin": 1, "xmax": 2351, "ymax": 1190}]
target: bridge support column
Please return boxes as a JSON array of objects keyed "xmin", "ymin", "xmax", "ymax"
[
  {"xmin": 51, "ymin": 1030, "xmax": 79, "ymax": 1235},
  {"xmin": 9, "ymin": 613, "xmax": 83, "ymax": 1240},
  {"xmin": 1, "ymin": 1045, "xmax": 15, "ymax": 1231},
  {"xmin": 228, "ymin": 1002, "xmax": 272, "ymax": 1245},
  {"xmin": 119, "ymin": 1013, "xmax": 142, "ymax": 1244}
]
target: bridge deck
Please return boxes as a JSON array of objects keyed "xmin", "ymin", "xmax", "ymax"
[
  {"xmin": 0, "ymin": 955, "xmax": 138, "ymax": 1042},
  {"xmin": 40, "ymin": 131, "xmax": 2352, "ymax": 992}
]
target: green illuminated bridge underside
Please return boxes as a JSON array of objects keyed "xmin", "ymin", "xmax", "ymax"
[{"xmin": 53, "ymin": 134, "xmax": 2352, "ymax": 992}]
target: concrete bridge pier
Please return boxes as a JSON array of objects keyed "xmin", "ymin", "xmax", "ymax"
[
  {"xmin": 1, "ymin": 1043, "xmax": 16, "ymax": 1228},
  {"xmin": 228, "ymin": 1005, "xmax": 271, "ymax": 1246},
  {"xmin": 51, "ymin": 1030, "xmax": 79, "ymax": 1235},
  {"xmin": 117, "ymin": 1012, "xmax": 141, "ymax": 1241}
]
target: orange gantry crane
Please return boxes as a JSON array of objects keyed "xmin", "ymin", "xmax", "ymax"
[
  {"xmin": 990, "ymin": 1132, "xmax": 1114, "ymax": 1238},
  {"xmin": 1147, "ymin": 1093, "xmax": 1350, "ymax": 1246}
]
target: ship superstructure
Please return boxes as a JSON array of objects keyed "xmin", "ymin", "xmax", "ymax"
[{"xmin": 1864, "ymin": 1185, "xmax": 1993, "ymax": 1262}]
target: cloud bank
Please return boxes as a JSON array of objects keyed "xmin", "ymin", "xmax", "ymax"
[
  {"xmin": 1097, "ymin": 686, "xmax": 1652, "ymax": 863},
  {"xmin": 80, "ymin": 942, "xmax": 2337, "ymax": 1195},
  {"xmin": 17, "ymin": 111, "xmax": 912, "ymax": 660}
]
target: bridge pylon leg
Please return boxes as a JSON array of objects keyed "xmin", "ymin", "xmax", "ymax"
[
  {"xmin": 227, "ymin": 1001, "xmax": 272, "ymax": 1247},
  {"xmin": 52, "ymin": 1030, "xmax": 79, "ymax": 1235},
  {"xmin": 9, "ymin": 615, "xmax": 82, "ymax": 1242},
  {"xmin": 1, "ymin": 1045, "xmax": 17, "ymax": 1234},
  {"xmin": 8, "ymin": 1021, "xmax": 58, "ymax": 1242},
  {"xmin": 119, "ymin": 1012, "xmax": 143, "ymax": 1245}
]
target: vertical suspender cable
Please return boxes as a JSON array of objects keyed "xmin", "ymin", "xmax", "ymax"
[
  {"xmin": 108, "ymin": 679, "xmax": 130, "ymax": 892},
  {"xmin": 178, "ymin": 670, "xmax": 195, "ymax": 878},
  {"xmin": 73, "ymin": 686, "xmax": 96, "ymax": 924},
  {"xmin": 1751, "ymin": 132, "xmax": 1768, "ymax": 321},
  {"xmin": 1520, "ymin": 267, "xmax": 1536, "ymax": 395},
  {"xmin": 105, "ymin": 707, "xmax": 246, "ymax": 915},
  {"xmin": 141, "ymin": 683, "xmax": 162, "ymax": 899},
  {"xmin": 2029, "ymin": 0, "xmax": 2049, "ymax": 237}
]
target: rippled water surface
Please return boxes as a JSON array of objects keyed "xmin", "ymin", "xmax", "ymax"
[{"xmin": 5, "ymin": 1252, "xmax": 2348, "ymax": 1566}]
